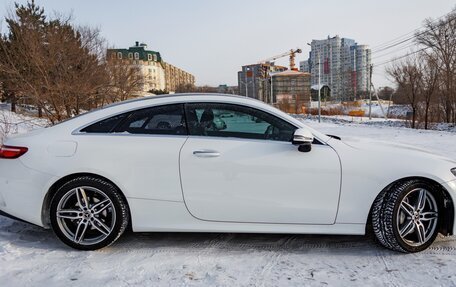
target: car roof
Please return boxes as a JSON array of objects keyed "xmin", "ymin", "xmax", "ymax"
[
  {"xmin": 100, "ymin": 93, "xmax": 262, "ymax": 109},
  {"xmin": 52, "ymin": 93, "xmax": 331, "ymax": 143},
  {"xmin": 68, "ymin": 93, "xmax": 265, "ymax": 119},
  {"xmin": 59, "ymin": 93, "xmax": 271, "ymax": 125}
]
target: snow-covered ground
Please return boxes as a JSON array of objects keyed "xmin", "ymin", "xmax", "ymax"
[
  {"xmin": 1, "ymin": 112, "xmax": 456, "ymax": 287},
  {"xmin": 0, "ymin": 109, "xmax": 47, "ymax": 143},
  {"xmin": 313, "ymin": 100, "xmax": 410, "ymax": 119}
]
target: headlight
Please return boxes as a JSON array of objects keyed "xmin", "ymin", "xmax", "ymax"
[{"xmin": 452, "ymin": 168, "xmax": 456, "ymax": 177}]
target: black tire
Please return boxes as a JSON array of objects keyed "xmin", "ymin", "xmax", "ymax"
[
  {"xmin": 372, "ymin": 179, "xmax": 440, "ymax": 253},
  {"xmin": 50, "ymin": 176, "xmax": 129, "ymax": 250}
]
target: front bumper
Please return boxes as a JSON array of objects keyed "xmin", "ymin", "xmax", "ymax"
[
  {"xmin": 441, "ymin": 179, "xmax": 456, "ymax": 235},
  {"xmin": 0, "ymin": 159, "xmax": 55, "ymax": 227}
]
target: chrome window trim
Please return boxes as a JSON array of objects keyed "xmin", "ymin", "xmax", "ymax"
[
  {"xmin": 71, "ymin": 99, "xmax": 327, "ymax": 145},
  {"xmin": 71, "ymin": 132, "xmax": 189, "ymax": 139}
]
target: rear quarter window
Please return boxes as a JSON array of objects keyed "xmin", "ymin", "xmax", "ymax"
[
  {"xmin": 80, "ymin": 114, "xmax": 128, "ymax": 133},
  {"xmin": 80, "ymin": 104, "xmax": 187, "ymax": 136}
]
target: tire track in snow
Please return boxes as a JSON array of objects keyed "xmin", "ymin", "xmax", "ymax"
[
  {"xmin": 375, "ymin": 250, "xmax": 402, "ymax": 287},
  {"xmin": 246, "ymin": 236, "xmax": 299, "ymax": 287}
]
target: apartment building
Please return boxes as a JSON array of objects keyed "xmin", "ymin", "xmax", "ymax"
[
  {"xmin": 107, "ymin": 42, "xmax": 195, "ymax": 95},
  {"xmin": 300, "ymin": 35, "xmax": 371, "ymax": 101},
  {"xmin": 237, "ymin": 63, "xmax": 287, "ymax": 103}
]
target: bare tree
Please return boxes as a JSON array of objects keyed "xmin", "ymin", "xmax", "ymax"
[
  {"xmin": 387, "ymin": 56, "xmax": 423, "ymax": 128},
  {"xmin": 104, "ymin": 56, "xmax": 143, "ymax": 103},
  {"xmin": 419, "ymin": 54, "xmax": 439, "ymax": 129},
  {"xmin": 416, "ymin": 10, "xmax": 456, "ymax": 123},
  {"xmin": 0, "ymin": 1, "xmax": 47, "ymax": 114},
  {"xmin": 45, "ymin": 21, "xmax": 108, "ymax": 117},
  {"xmin": 175, "ymin": 83, "xmax": 197, "ymax": 93},
  {"xmin": 0, "ymin": 1, "xmax": 110, "ymax": 123}
]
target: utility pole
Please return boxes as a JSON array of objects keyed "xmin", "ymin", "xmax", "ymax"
[
  {"xmin": 329, "ymin": 43, "xmax": 332, "ymax": 90},
  {"xmin": 307, "ymin": 41, "xmax": 321, "ymax": 122},
  {"xmin": 252, "ymin": 72, "xmax": 256, "ymax": 99},
  {"xmin": 353, "ymin": 49, "xmax": 357, "ymax": 101},
  {"xmin": 368, "ymin": 64, "xmax": 373, "ymax": 120},
  {"xmin": 244, "ymin": 67, "xmax": 248, "ymax": 97},
  {"xmin": 369, "ymin": 65, "xmax": 387, "ymax": 120},
  {"xmin": 318, "ymin": 51, "xmax": 321, "ymax": 123},
  {"xmin": 270, "ymin": 72, "xmax": 274, "ymax": 104}
]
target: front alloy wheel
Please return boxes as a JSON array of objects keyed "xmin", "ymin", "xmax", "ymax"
[
  {"xmin": 396, "ymin": 188, "xmax": 438, "ymax": 247},
  {"xmin": 50, "ymin": 176, "xmax": 129, "ymax": 250},
  {"xmin": 372, "ymin": 180, "xmax": 440, "ymax": 253}
]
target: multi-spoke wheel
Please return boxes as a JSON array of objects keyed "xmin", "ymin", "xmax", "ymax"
[
  {"xmin": 50, "ymin": 176, "xmax": 129, "ymax": 250},
  {"xmin": 396, "ymin": 188, "xmax": 439, "ymax": 247},
  {"xmin": 372, "ymin": 180, "xmax": 441, "ymax": 253}
]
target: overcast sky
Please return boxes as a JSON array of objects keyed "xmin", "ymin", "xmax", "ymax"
[{"xmin": 1, "ymin": 0, "xmax": 455, "ymax": 88}]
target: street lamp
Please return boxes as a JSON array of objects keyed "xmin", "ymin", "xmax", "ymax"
[
  {"xmin": 307, "ymin": 42, "xmax": 321, "ymax": 123},
  {"xmin": 270, "ymin": 72, "xmax": 274, "ymax": 104},
  {"xmin": 245, "ymin": 67, "xmax": 249, "ymax": 97}
]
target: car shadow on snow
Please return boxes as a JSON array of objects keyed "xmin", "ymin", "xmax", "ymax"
[
  {"xmin": 0, "ymin": 217, "xmax": 65, "ymax": 250},
  {"xmin": 111, "ymin": 231, "xmax": 456, "ymax": 256},
  {"xmin": 113, "ymin": 230, "xmax": 385, "ymax": 254},
  {"xmin": 2, "ymin": 216, "xmax": 456, "ymax": 255}
]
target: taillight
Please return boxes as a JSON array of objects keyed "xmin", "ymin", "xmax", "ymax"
[{"xmin": 0, "ymin": 145, "xmax": 28, "ymax": 159}]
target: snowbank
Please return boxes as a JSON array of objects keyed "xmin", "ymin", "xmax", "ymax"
[{"xmin": 0, "ymin": 109, "xmax": 48, "ymax": 143}]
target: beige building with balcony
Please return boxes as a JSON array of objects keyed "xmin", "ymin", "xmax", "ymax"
[{"xmin": 107, "ymin": 42, "xmax": 195, "ymax": 95}]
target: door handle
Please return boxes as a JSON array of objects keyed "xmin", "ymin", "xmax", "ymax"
[{"xmin": 193, "ymin": 150, "xmax": 221, "ymax": 158}]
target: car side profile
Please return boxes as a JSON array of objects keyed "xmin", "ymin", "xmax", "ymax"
[{"xmin": 0, "ymin": 94, "xmax": 455, "ymax": 252}]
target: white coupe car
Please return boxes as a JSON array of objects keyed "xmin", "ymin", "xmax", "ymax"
[{"xmin": 0, "ymin": 94, "xmax": 455, "ymax": 253}]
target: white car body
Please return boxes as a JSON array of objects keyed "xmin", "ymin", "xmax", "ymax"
[{"xmin": 1, "ymin": 94, "xmax": 456, "ymax": 238}]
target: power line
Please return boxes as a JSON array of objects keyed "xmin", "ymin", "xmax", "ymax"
[
  {"xmin": 375, "ymin": 47, "xmax": 430, "ymax": 67},
  {"xmin": 372, "ymin": 34, "xmax": 417, "ymax": 54},
  {"xmin": 371, "ymin": 10, "xmax": 453, "ymax": 52},
  {"xmin": 301, "ymin": 10, "xmax": 454, "ymax": 68},
  {"xmin": 348, "ymin": 13, "xmax": 452, "ymax": 72},
  {"xmin": 301, "ymin": 10, "xmax": 454, "ymax": 93},
  {"xmin": 327, "ymin": 46, "xmax": 430, "ymax": 76},
  {"xmin": 372, "ymin": 42, "xmax": 419, "ymax": 60},
  {"xmin": 302, "ymin": 21, "xmax": 444, "ymax": 76}
]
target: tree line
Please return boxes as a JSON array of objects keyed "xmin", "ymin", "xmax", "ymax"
[
  {"xmin": 0, "ymin": 1, "xmax": 144, "ymax": 124},
  {"xmin": 387, "ymin": 9, "xmax": 456, "ymax": 129}
]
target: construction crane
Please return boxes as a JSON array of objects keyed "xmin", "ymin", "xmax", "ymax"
[{"xmin": 258, "ymin": 48, "xmax": 302, "ymax": 70}]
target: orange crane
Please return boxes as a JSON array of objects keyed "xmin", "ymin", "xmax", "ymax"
[{"xmin": 258, "ymin": 48, "xmax": 302, "ymax": 70}]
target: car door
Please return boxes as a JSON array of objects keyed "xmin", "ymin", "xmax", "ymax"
[
  {"xmin": 76, "ymin": 103, "xmax": 188, "ymax": 202},
  {"xmin": 180, "ymin": 102, "xmax": 341, "ymax": 224}
]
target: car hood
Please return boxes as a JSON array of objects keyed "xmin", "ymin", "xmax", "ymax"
[{"xmin": 337, "ymin": 136, "xmax": 456, "ymax": 165}]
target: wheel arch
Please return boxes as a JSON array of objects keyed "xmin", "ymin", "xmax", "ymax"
[
  {"xmin": 41, "ymin": 172, "xmax": 132, "ymax": 229},
  {"xmin": 366, "ymin": 176, "xmax": 454, "ymax": 236}
]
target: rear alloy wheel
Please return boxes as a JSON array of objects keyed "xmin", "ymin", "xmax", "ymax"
[
  {"xmin": 50, "ymin": 176, "xmax": 129, "ymax": 250},
  {"xmin": 372, "ymin": 180, "xmax": 440, "ymax": 253}
]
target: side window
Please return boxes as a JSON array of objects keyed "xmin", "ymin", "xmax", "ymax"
[
  {"xmin": 81, "ymin": 104, "xmax": 187, "ymax": 135},
  {"xmin": 185, "ymin": 103, "xmax": 296, "ymax": 142},
  {"xmin": 114, "ymin": 104, "xmax": 186, "ymax": 135},
  {"xmin": 80, "ymin": 113, "xmax": 128, "ymax": 133}
]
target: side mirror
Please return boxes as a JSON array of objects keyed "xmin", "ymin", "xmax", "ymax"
[{"xmin": 292, "ymin": 128, "xmax": 314, "ymax": 152}]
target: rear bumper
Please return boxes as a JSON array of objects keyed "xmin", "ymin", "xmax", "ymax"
[{"xmin": 0, "ymin": 159, "xmax": 56, "ymax": 227}]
